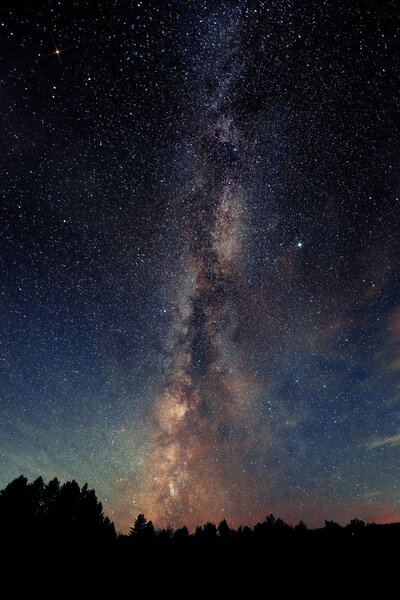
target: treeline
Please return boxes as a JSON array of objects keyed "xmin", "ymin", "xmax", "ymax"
[
  {"xmin": 0, "ymin": 475, "xmax": 116, "ymax": 547},
  {"xmin": 2, "ymin": 475, "xmax": 400, "ymax": 560}
]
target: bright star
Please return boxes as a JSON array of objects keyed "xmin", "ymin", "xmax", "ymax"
[{"xmin": 41, "ymin": 34, "xmax": 72, "ymax": 65}]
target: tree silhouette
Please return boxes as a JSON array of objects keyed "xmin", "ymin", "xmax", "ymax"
[
  {"xmin": 218, "ymin": 519, "xmax": 231, "ymax": 541},
  {"xmin": 129, "ymin": 513, "xmax": 155, "ymax": 545},
  {"xmin": 0, "ymin": 474, "xmax": 115, "ymax": 553},
  {"xmin": 346, "ymin": 518, "xmax": 366, "ymax": 537},
  {"xmin": 0, "ymin": 475, "xmax": 30, "ymax": 539},
  {"xmin": 174, "ymin": 525, "xmax": 189, "ymax": 546},
  {"xmin": 294, "ymin": 520, "xmax": 308, "ymax": 536}
]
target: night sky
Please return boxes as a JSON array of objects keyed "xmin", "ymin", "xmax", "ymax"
[{"xmin": 1, "ymin": 0, "xmax": 400, "ymax": 533}]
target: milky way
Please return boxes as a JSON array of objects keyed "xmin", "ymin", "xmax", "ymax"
[
  {"xmin": 135, "ymin": 85, "xmax": 264, "ymax": 527},
  {"xmin": 1, "ymin": 1, "xmax": 400, "ymax": 532}
]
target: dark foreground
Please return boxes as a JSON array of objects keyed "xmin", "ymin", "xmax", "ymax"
[{"xmin": 1, "ymin": 475, "xmax": 398, "ymax": 590}]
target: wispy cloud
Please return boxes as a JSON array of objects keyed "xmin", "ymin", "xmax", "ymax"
[
  {"xmin": 364, "ymin": 490, "xmax": 382, "ymax": 498},
  {"xmin": 371, "ymin": 433, "xmax": 400, "ymax": 449},
  {"xmin": 388, "ymin": 309, "xmax": 400, "ymax": 370}
]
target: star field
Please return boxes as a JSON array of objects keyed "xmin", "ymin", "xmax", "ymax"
[{"xmin": 1, "ymin": 0, "xmax": 400, "ymax": 532}]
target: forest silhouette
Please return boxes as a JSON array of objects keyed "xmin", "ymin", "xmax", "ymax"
[{"xmin": 2, "ymin": 473, "xmax": 399, "ymax": 576}]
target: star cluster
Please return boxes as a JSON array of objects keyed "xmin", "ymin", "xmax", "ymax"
[{"xmin": 1, "ymin": 0, "xmax": 400, "ymax": 531}]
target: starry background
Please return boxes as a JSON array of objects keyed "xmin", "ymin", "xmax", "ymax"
[{"xmin": 1, "ymin": 0, "xmax": 400, "ymax": 532}]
